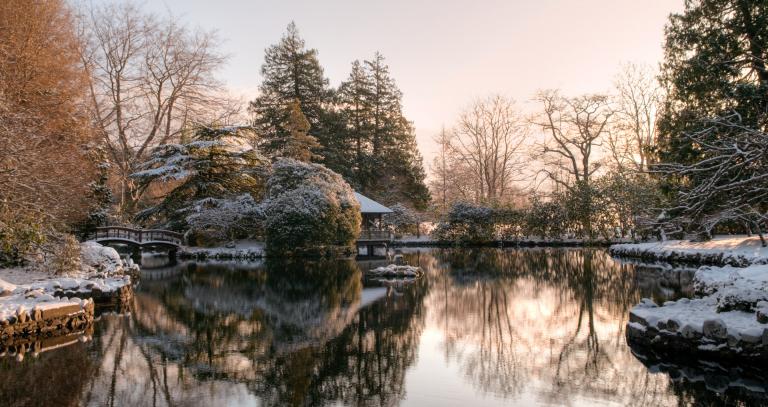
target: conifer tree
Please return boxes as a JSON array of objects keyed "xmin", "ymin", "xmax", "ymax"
[
  {"xmin": 337, "ymin": 53, "xmax": 430, "ymax": 209},
  {"xmin": 283, "ymin": 100, "xmax": 321, "ymax": 162},
  {"xmin": 658, "ymin": 0, "xmax": 768, "ymax": 165},
  {"xmin": 249, "ymin": 22, "xmax": 331, "ymax": 158},
  {"xmin": 131, "ymin": 126, "xmax": 268, "ymax": 230},
  {"xmin": 337, "ymin": 60, "xmax": 373, "ymax": 186}
]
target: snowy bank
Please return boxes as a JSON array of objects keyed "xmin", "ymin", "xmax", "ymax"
[
  {"xmin": 0, "ymin": 242, "xmax": 136, "ymax": 346},
  {"xmin": 177, "ymin": 240, "xmax": 264, "ymax": 260},
  {"xmin": 610, "ymin": 236, "xmax": 768, "ymax": 266},
  {"xmin": 627, "ymin": 263, "xmax": 768, "ymax": 365}
]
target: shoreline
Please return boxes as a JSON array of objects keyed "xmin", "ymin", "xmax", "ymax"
[
  {"xmin": 612, "ymin": 236, "xmax": 768, "ymax": 367},
  {"xmin": 0, "ymin": 242, "xmax": 137, "ymax": 352}
]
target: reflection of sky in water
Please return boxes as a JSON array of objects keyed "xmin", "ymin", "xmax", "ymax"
[{"xmin": 0, "ymin": 249, "xmax": 764, "ymax": 406}]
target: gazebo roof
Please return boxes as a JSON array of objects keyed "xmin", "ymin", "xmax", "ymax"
[{"xmin": 354, "ymin": 192, "xmax": 393, "ymax": 214}]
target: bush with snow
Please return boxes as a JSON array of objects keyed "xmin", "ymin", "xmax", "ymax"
[
  {"xmin": 383, "ymin": 203, "xmax": 418, "ymax": 237},
  {"xmin": 432, "ymin": 202, "xmax": 495, "ymax": 243},
  {"xmin": 261, "ymin": 159, "xmax": 360, "ymax": 257},
  {"xmin": 184, "ymin": 194, "xmax": 264, "ymax": 245},
  {"xmin": 80, "ymin": 241, "xmax": 124, "ymax": 275}
]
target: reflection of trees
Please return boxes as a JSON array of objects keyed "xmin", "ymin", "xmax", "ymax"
[
  {"xmin": 250, "ymin": 275, "xmax": 428, "ymax": 406},
  {"xmin": 77, "ymin": 258, "xmax": 427, "ymax": 406},
  {"xmin": 0, "ymin": 338, "xmax": 96, "ymax": 407},
  {"xmin": 428, "ymin": 248, "xmax": 677, "ymax": 405}
]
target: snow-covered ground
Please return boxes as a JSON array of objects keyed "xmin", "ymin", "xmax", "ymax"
[
  {"xmin": 0, "ymin": 242, "xmax": 134, "ymax": 325},
  {"xmin": 611, "ymin": 236, "xmax": 768, "ymax": 266},
  {"xmin": 178, "ymin": 240, "xmax": 264, "ymax": 259},
  {"xmin": 620, "ymin": 236, "xmax": 768, "ymax": 361}
]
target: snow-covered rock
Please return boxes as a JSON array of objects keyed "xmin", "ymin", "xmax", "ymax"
[
  {"xmin": 0, "ymin": 278, "xmax": 17, "ymax": 297},
  {"xmin": 80, "ymin": 241, "xmax": 124, "ymax": 275},
  {"xmin": 627, "ymin": 262, "xmax": 768, "ymax": 364},
  {"xmin": 367, "ymin": 264, "xmax": 423, "ymax": 278}
]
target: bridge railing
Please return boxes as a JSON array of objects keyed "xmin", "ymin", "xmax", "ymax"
[
  {"xmin": 357, "ymin": 229, "xmax": 392, "ymax": 242},
  {"xmin": 92, "ymin": 227, "xmax": 184, "ymax": 246}
]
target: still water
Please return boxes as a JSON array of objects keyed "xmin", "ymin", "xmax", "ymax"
[{"xmin": 1, "ymin": 248, "xmax": 765, "ymax": 406}]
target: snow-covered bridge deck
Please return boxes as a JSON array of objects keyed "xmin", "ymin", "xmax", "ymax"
[{"xmin": 89, "ymin": 226, "xmax": 183, "ymax": 248}]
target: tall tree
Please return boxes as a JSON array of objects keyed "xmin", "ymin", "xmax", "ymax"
[
  {"xmin": 337, "ymin": 60, "xmax": 373, "ymax": 186},
  {"xmin": 0, "ymin": 0, "xmax": 98, "ymax": 261},
  {"xmin": 656, "ymin": 0, "xmax": 768, "ymax": 236},
  {"xmin": 533, "ymin": 91, "xmax": 613, "ymax": 238},
  {"xmin": 657, "ymin": 0, "xmax": 768, "ymax": 166},
  {"xmin": 336, "ymin": 53, "xmax": 430, "ymax": 209},
  {"xmin": 448, "ymin": 95, "xmax": 528, "ymax": 205},
  {"xmin": 249, "ymin": 22, "xmax": 331, "ymax": 158},
  {"xmin": 609, "ymin": 63, "xmax": 662, "ymax": 173},
  {"xmin": 79, "ymin": 2, "xmax": 232, "ymax": 218}
]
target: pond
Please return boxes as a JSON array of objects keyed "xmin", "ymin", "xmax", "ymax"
[{"xmin": 0, "ymin": 248, "xmax": 765, "ymax": 406}]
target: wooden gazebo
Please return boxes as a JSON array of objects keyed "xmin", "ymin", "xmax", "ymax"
[{"xmin": 354, "ymin": 192, "xmax": 393, "ymax": 256}]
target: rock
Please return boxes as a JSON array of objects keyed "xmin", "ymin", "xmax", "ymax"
[
  {"xmin": 757, "ymin": 301, "xmax": 768, "ymax": 323},
  {"xmin": 638, "ymin": 298, "xmax": 657, "ymax": 308},
  {"xmin": 763, "ymin": 329, "xmax": 768, "ymax": 346},
  {"xmin": 703, "ymin": 319, "xmax": 728, "ymax": 339},
  {"xmin": 740, "ymin": 329, "xmax": 762, "ymax": 344},
  {"xmin": 727, "ymin": 334, "xmax": 739, "ymax": 347},
  {"xmin": 681, "ymin": 324, "xmax": 701, "ymax": 339},
  {"xmin": 757, "ymin": 311, "xmax": 768, "ymax": 324},
  {"xmin": 666, "ymin": 318, "xmax": 681, "ymax": 332},
  {"xmin": 394, "ymin": 254, "xmax": 405, "ymax": 266}
]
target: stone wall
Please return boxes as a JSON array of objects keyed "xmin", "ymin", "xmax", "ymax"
[{"xmin": 0, "ymin": 299, "xmax": 95, "ymax": 347}]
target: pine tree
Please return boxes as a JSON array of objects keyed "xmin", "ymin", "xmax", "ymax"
[
  {"xmin": 656, "ymin": 1, "xmax": 768, "ymax": 234},
  {"xmin": 336, "ymin": 53, "xmax": 430, "ymax": 209},
  {"xmin": 337, "ymin": 60, "xmax": 373, "ymax": 187},
  {"xmin": 249, "ymin": 22, "xmax": 331, "ymax": 158},
  {"xmin": 658, "ymin": 1, "xmax": 768, "ymax": 166},
  {"xmin": 77, "ymin": 147, "xmax": 114, "ymax": 238},
  {"xmin": 282, "ymin": 99, "xmax": 321, "ymax": 162},
  {"xmin": 131, "ymin": 126, "xmax": 268, "ymax": 230}
]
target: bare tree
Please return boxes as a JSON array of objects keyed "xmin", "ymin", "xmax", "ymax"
[
  {"xmin": 533, "ymin": 91, "xmax": 612, "ymax": 191},
  {"xmin": 78, "ymin": 2, "xmax": 234, "ymax": 218},
  {"xmin": 608, "ymin": 63, "xmax": 662, "ymax": 172},
  {"xmin": 532, "ymin": 91, "xmax": 613, "ymax": 238},
  {"xmin": 446, "ymin": 95, "xmax": 528, "ymax": 205}
]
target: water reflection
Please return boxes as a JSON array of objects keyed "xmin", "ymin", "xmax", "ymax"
[{"xmin": 1, "ymin": 248, "xmax": 766, "ymax": 406}]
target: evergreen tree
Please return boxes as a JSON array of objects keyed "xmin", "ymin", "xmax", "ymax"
[
  {"xmin": 658, "ymin": 0, "xmax": 768, "ymax": 165},
  {"xmin": 283, "ymin": 99, "xmax": 321, "ymax": 162},
  {"xmin": 249, "ymin": 22, "xmax": 332, "ymax": 158},
  {"xmin": 77, "ymin": 147, "xmax": 114, "ymax": 238},
  {"xmin": 131, "ymin": 126, "xmax": 268, "ymax": 230},
  {"xmin": 337, "ymin": 60, "xmax": 373, "ymax": 187},
  {"xmin": 657, "ymin": 0, "xmax": 768, "ymax": 234},
  {"xmin": 337, "ymin": 53, "xmax": 430, "ymax": 209}
]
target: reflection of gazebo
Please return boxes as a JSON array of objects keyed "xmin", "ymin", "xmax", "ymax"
[{"xmin": 354, "ymin": 192, "xmax": 393, "ymax": 256}]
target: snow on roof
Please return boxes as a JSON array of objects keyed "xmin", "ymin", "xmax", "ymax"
[{"xmin": 354, "ymin": 192, "xmax": 393, "ymax": 214}]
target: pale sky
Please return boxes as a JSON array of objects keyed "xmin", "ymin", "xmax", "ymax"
[{"xmin": 145, "ymin": 0, "xmax": 684, "ymax": 166}]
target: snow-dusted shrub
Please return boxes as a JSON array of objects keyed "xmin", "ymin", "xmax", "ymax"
[
  {"xmin": 261, "ymin": 159, "xmax": 360, "ymax": 257},
  {"xmin": 0, "ymin": 203, "xmax": 46, "ymax": 266},
  {"xmin": 32, "ymin": 233, "xmax": 82, "ymax": 276},
  {"xmin": 131, "ymin": 126, "xmax": 268, "ymax": 230},
  {"xmin": 80, "ymin": 241, "xmax": 123, "ymax": 275},
  {"xmin": 432, "ymin": 202, "xmax": 495, "ymax": 243},
  {"xmin": 383, "ymin": 203, "xmax": 418, "ymax": 237},
  {"xmin": 184, "ymin": 194, "xmax": 264, "ymax": 245}
]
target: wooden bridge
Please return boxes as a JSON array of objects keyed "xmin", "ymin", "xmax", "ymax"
[{"xmin": 89, "ymin": 226, "xmax": 184, "ymax": 249}]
